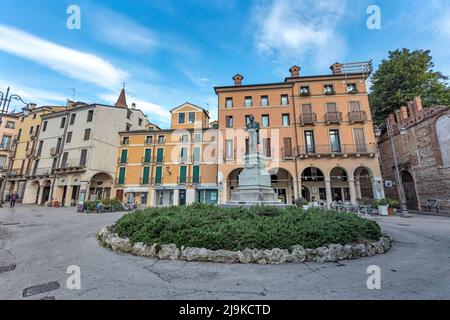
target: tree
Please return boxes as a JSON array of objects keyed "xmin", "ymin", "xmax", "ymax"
[{"xmin": 369, "ymin": 49, "xmax": 450, "ymax": 123}]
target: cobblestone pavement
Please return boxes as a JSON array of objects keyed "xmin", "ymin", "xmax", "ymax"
[{"xmin": 1, "ymin": 205, "xmax": 449, "ymax": 300}]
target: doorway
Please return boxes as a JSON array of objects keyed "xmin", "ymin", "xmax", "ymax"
[
  {"xmin": 179, "ymin": 190, "xmax": 186, "ymax": 206},
  {"xmin": 41, "ymin": 186, "xmax": 51, "ymax": 205},
  {"xmin": 402, "ymin": 171, "xmax": 418, "ymax": 209}
]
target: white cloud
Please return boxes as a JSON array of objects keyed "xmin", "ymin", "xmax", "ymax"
[
  {"xmin": 92, "ymin": 9, "xmax": 159, "ymax": 52},
  {"xmin": 99, "ymin": 93, "xmax": 171, "ymax": 126},
  {"xmin": 0, "ymin": 79, "xmax": 67, "ymax": 111},
  {"xmin": 0, "ymin": 24, "xmax": 126, "ymax": 89},
  {"xmin": 251, "ymin": 0, "xmax": 348, "ymax": 69}
]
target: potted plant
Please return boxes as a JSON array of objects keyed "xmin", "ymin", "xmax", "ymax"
[
  {"xmin": 388, "ymin": 198, "xmax": 400, "ymax": 215},
  {"xmin": 376, "ymin": 198, "xmax": 389, "ymax": 216}
]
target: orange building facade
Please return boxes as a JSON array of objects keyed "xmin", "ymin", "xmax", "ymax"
[{"xmin": 215, "ymin": 62, "xmax": 385, "ymax": 206}]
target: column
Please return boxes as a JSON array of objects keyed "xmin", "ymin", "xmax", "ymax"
[
  {"xmin": 348, "ymin": 179, "xmax": 357, "ymax": 204},
  {"xmin": 64, "ymin": 186, "xmax": 73, "ymax": 207},
  {"xmin": 220, "ymin": 181, "xmax": 228, "ymax": 204},
  {"xmin": 37, "ymin": 185, "xmax": 44, "ymax": 205},
  {"xmin": 325, "ymin": 178, "xmax": 332, "ymax": 208},
  {"xmin": 355, "ymin": 179, "xmax": 362, "ymax": 199},
  {"xmin": 173, "ymin": 189, "xmax": 179, "ymax": 206}
]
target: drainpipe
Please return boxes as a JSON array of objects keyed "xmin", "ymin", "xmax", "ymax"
[{"xmin": 291, "ymin": 85, "xmax": 301, "ymax": 200}]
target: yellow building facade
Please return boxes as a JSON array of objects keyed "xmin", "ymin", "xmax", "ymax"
[{"xmin": 115, "ymin": 103, "xmax": 219, "ymax": 207}]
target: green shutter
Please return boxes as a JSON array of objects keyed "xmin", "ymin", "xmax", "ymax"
[
  {"xmin": 120, "ymin": 149, "xmax": 128, "ymax": 164},
  {"xmin": 144, "ymin": 149, "xmax": 152, "ymax": 163},
  {"xmin": 142, "ymin": 167, "xmax": 150, "ymax": 184},
  {"xmin": 193, "ymin": 166, "xmax": 200, "ymax": 184},
  {"xmin": 155, "ymin": 166, "xmax": 162, "ymax": 184},
  {"xmin": 157, "ymin": 148, "xmax": 164, "ymax": 163},
  {"xmin": 118, "ymin": 167, "xmax": 126, "ymax": 184},
  {"xmin": 179, "ymin": 166, "xmax": 187, "ymax": 184}
]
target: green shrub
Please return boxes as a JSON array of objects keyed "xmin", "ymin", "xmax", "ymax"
[{"xmin": 113, "ymin": 204, "xmax": 382, "ymax": 251}]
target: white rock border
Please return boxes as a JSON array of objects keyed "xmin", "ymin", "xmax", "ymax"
[{"xmin": 97, "ymin": 225, "xmax": 392, "ymax": 264}]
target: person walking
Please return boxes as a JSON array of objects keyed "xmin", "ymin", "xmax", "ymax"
[{"xmin": 10, "ymin": 191, "xmax": 19, "ymax": 208}]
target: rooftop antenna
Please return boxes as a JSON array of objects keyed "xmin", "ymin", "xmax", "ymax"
[{"xmin": 68, "ymin": 88, "xmax": 76, "ymax": 101}]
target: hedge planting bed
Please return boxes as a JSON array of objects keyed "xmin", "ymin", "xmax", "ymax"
[{"xmin": 113, "ymin": 203, "xmax": 382, "ymax": 251}]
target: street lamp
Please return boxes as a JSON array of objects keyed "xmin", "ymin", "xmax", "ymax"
[
  {"xmin": 0, "ymin": 87, "xmax": 30, "ymax": 207},
  {"xmin": 375, "ymin": 121, "xmax": 409, "ymax": 217}
]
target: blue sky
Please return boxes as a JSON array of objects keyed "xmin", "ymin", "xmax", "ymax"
[{"xmin": 1, "ymin": 0, "xmax": 449, "ymax": 127}]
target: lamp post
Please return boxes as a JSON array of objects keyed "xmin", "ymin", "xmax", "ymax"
[
  {"xmin": 375, "ymin": 121, "xmax": 409, "ymax": 217},
  {"xmin": 0, "ymin": 87, "xmax": 30, "ymax": 207}
]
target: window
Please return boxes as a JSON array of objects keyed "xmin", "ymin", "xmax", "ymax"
[
  {"xmin": 193, "ymin": 147, "xmax": 201, "ymax": 162},
  {"xmin": 181, "ymin": 134, "xmax": 189, "ymax": 143},
  {"xmin": 84, "ymin": 128, "xmax": 91, "ymax": 140},
  {"xmin": 17, "ymin": 129, "xmax": 22, "ymax": 140},
  {"xmin": 154, "ymin": 166, "xmax": 163, "ymax": 184},
  {"xmin": 226, "ymin": 116, "xmax": 233, "ymax": 128},
  {"xmin": 244, "ymin": 96, "xmax": 253, "ymax": 107},
  {"xmin": 324, "ymin": 84, "xmax": 334, "ymax": 95},
  {"xmin": 262, "ymin": 138, "xmax": 271, "ymax": 157},
  {"xmin": 1, "ymin": 135, "xmax": 11, "ymax": 149},
  {"xmin": 226, "ymin": 140, "xmax": 233, "ymax": 159},
  {"xmin": 138, "ymin": 118, "xmax": 143, "ymax": 126},
  {"xmin": 262, "ymin": 115, "xmax": 270, "ymax": 127},
  {"xmin": 300, "ymin": 86, "xmax": 310, "ymax": 96},
  {"xmin": 60, "ymin": 117, "xmax": 66, "ymax": 128},
  {"xmin": 282, "ymin": 114, "xmax": 290, "ymax": 126},
  {"xmin": 55, "ymin": 138, "xmax": 62, "ymax": 154},
  {"xmin": 192, "ymin": 166, "xmax": 200, "ymax": 184},
  {"xmin": 126, "ymin": 124, "xmax": 131, "ymax": 132},
  {"xmin": 66, "ymin": 131, "xmax": 73, "ymax": 143},
  {"xmin": 127, "ymin": 111, "xmax": 132, "ymax": 120},
  {"xmin": 261, "ymin": 96, "xmax": 269, "ymax": 106},
  {"xmin": 29, "ymin": 126, "xmax": 34, "ymax": 134},
  {"xmin": 120, "ymin": 149, "xmax": 128, "ymax": 164},
  {"xmin": 158, "ymin": 135, "xmax": 165, "ymax": 144},
  {"xmin": 156, "ymin": 148, "xmax": 164, "ymax": 163},
  {"xmin": 70, "ymin": 114, "xmax": 76, "ymax": 125},
  {"xmin": 188, "ymin": 112, "xmax": 195, "ymax": 123},
  {"xmin": 42, "ymin": 121, "xmax": 48, "ymax": 132},
  {"xmin": 349, "ymin": 101, "xmax": 361, "ymax": 112},
  {"xmin": 194, "ymin": 133, "xmax": 202, "ymax": 143},
  {"xmin": 6, "ymin": 121, "xmax": 15, "ymax": 129},
  {"xmin": 144, "ymin": 149, "xmax": 152, "ymax": 163},
  {"xmin": 33, "ymin": 114, "xmax": 37, "ymax": 119},
  {"xmin": 281, "ymin": 94, "xmax": 289, "ymax": 105},
  {"xmin": 178, "ymin": 113, "xmax": 186, "ymax": 124},
  {"xmin": 353, "ymin": 128, "xmax": 367, "ymax": 153},
  {"xmin": 61, "ymin": 152, "xmax": 69, "ymax": 167},
  {"xmin": 326, "ymin": 102, "xmax": 337, "ymax": 113},
  {"xmin": 283, "ymin": 137, "xmax": 292, "ymax": 157},
  {"xmin": 180, "ymin": 147, "xmax": 188, "ymax": 162},
  {"xmin": 118, "ymin": 167, "xmax": 126, "ymax": 184},
  {"xmin": 304, "ymin": 130, "xmax": 315, "ymax": 154},
  {"xmin": 0, "ymin": 155, "xmax": 6, "ymax": 169},
  {"xmin": 145, "ymin": 136, "xmax": 153, "ymax": 144},
  {"xmin": 179, "ymin": 166, "xmax": 187, "ymax": 184},
  {"xmin": 329, "ymin": 129, "xmax": 341, "ymax": 153},
  {"xmin": 347, "ymin": 83, "xmax": 357, "ymax": 93},
  {"xmin": 142, "ymin": 167, "xmax": 150, "ymax": 184},
  {"xmin": 225, "ymin": 97, "xmax": 233, "ymax": 108},
  {"xmin": 80, "ymin": 149, "xmax": 88, "ymax": 166},
  {"xmin": 37, "ymin": 141, "xmax": 43, "ymax": 157},
  {"xmin": 122, "ymin": 137, "xmax": 130, "ymax": 145},
  {"xmin": 87, "ymin": 110, "xmax": 94, "ymax": 122}
]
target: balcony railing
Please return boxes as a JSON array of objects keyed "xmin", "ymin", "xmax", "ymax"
[
  {"xmin": 56, "ymin": 159, "xmax": 87, "ymax": 172},
  {"xmin": 325, "ymin": 112, "xmax": 343, "ymax": 124},
  {"xmin": 31, "ymin": 167, "xmax": 54, "ymax": 177},
  {"xmin": 297, "ymin": 144, "xmax": 376, "ymax": 156},
  {"xmin": 152, "ymin": 177, "xmax": 164, "ymax": 185},
  {"xmin": 348, "ymin": 110, "xmax": 367, "ymax": 123},
  {"xmin": 300, "ymin": 113, "xmax": 317, "ymax": 125}
]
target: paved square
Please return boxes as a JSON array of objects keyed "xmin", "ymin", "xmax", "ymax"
[{"xmin": 1, "ymin": 205, "xmax": 449, "ymax": 299}]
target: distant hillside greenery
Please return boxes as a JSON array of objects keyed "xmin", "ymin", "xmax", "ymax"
[
  {"xmin": 370, "ymin": 48, "xmax": 450, "ymax": 123},
  {"xmin": 114, "ymin": 204, "xmax": 382, "ymax": 251}
]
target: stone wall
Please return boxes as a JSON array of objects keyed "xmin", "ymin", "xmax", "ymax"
[{"xmin": 378, "ymin": 97, "xmax": 450, "ymax": 212}]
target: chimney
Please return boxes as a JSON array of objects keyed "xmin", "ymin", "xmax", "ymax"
[
  {"xmin": 289, "ymin": 65, "xmax": 301, "ymax": 77},
  {"xmin": 131, "ymin": 103, "xmax": 136, "ymax": 109},
  {"xmin": 330, "ymin": 62, "xmax": 343, "ymax": 75},
  {"xmin": 28, "ymin": 103, "xmax": 37, "ymax": 109},
  {"xmin": 232, "ymin": 74, "xmax": 244, "ymax": 85}
]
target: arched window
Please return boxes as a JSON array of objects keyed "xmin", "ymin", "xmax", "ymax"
[{"xmin": 436, "ymin": 115, "xmax": 450, "ymax": 167}]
